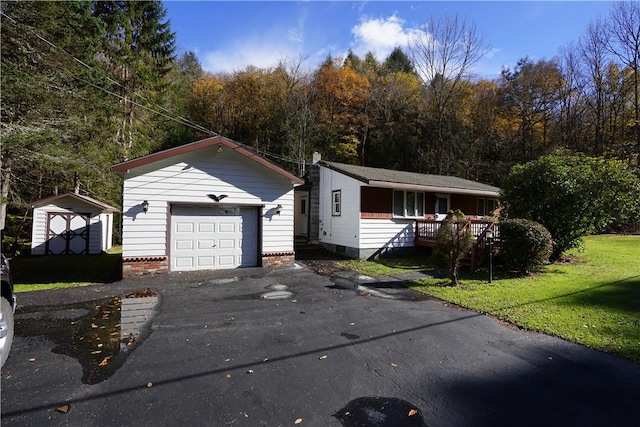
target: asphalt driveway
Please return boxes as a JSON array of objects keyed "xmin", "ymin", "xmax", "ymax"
[{"xmin": 2, "ymin": 261, "xmax": 639, "ymax": 426}]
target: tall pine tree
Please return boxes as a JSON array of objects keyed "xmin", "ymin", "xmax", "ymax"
[{"xmin": 93, "ymin": 0, "xmax": 176, "ymax": 160}]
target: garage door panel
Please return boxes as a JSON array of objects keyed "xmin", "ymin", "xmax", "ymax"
[
  {"xmin": 174, "ymin": 257, "xmax": 194, "ymax": 268},
  {"xmin": 175, "ymin": 222, "xmax": 194, "ymax": 233},
  {"xmin": 170, "ymin": 205, "xmax": 258, "ymax": 271},
  {"xmin": 217, "ymin": 255, "xmax": 236, "ymax": 266},
  {"xmin": 197, "ymin": 256, "xmax": 215, "ymax": 267},
  {"xmin": 217, "ymin": 239, "xmax": 236, "ymax": 250},
  {"xmin": 175, "ymin": 240, "xmax": 194, "ymax": 250},
  {"xmin": 198, "ymin": 239, "xmax": 215, "ymax": 250},
  {"xmin": 198, "ymin": 223, "xmax": 214, "ymax": 233},
  {"xmin": 218, "ymin": 222, "xmax": 236, "ymax": 233}
]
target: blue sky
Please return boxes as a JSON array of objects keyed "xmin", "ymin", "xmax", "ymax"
[{"xmin": 164, "ymin": 1, "xmax": 615, "ymax": 79}]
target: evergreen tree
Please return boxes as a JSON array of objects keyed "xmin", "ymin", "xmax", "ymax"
[
  {"xmin": 1, "ymin": 0, "xmax": 108, "ymax": 230},
  {"xmin": 93, "ymin": 0, "xmax": 176, "ymax": 159}
]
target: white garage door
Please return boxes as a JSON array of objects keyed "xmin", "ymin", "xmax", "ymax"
[{"xmin": 170, "ymin": 205, "xmax": 259, "ymax": 271}]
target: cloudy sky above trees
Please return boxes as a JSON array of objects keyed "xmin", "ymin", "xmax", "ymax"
[{"xmin": 165, "ymin": 1, "xmax": 614, "ymax": 78}]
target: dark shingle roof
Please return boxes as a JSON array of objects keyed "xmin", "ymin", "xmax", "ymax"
[{"xmin": 320, "ymin": 161, "xmax": 500, "ymax": 195}]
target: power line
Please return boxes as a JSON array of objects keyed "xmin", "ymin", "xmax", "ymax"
[
  {"xmin": 1, "ymin": 8, "xmax": 308, "ymax": 168},
  {"xmin": 0, "ymin": 10, "xmax": 216, "ymax": 137}
]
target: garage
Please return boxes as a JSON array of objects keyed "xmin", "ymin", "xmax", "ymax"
[
  {"xmin": 112, "ymin": 135, "xmax": 303, "ymax": 276},
  {"xmin": 170, "ymin": 205, "xmax": 259, "ymax": 271}
]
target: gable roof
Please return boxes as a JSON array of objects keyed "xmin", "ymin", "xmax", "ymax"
[
  {"xmin": 111, "ymin": 135, "xmax": 304, "ymax": 184},
  {"xmin": 31, "ymin": 192, "xmax": 119, "ymax": 212},
  {"xmin": 320, "ymin": 161, "xmax": 500, "ymax": 197}
]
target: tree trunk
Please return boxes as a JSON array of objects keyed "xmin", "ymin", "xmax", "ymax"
[{"xmin": 0, "ymin": 155, "xmax": 10, "ymax": 231}]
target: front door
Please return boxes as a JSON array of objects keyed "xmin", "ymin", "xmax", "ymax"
[{"xmin": 294, "ymin": 193, "xmax": 309, "ymax": 236}]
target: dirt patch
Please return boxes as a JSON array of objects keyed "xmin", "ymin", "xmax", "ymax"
[{"xmin": 298, "ymin": 259, "xmax": 351, "ymax": 276}]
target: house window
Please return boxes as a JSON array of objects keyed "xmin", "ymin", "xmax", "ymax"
[
  {"xmin": 393, "ymin": 191, "xmax": 404, "ymax": 216},
  {"xmin": 477, "ymin": 198, "xmax": 486, "ymax": 216},
  {"xmin": 393, "ymin": 190, "xmax": 425, "ymax": 218},
  {"xmin": 477, "ymin": 198, "xmax": 497, "ymax": 217},
  {"xmin": 487, "ymin": 199, "xmax": 496, "ymax": 216},
  {"xmin": 332, "ymin": 190, "xmax": 341, "ymax": 216},
  {"xmin": 436, "ymin": 196, "xmax": 449, "ymax": 215},
  {"xmin": 300, "ymin": 198, "xmax": 307, "ymax": 215}
]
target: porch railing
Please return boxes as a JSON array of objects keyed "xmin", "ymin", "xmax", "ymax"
[{"xmin": 415, "ymin": 219, "xmax": 500, "ymax": 271}]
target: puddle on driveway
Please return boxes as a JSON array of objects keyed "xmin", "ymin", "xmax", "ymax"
[
  {"xmin": 223, "ymin": 283, "xmax": 296, "ymax": 301},
  {"xmin": 15, "ymin": 288, "xmax": 158, "ymax": 385},
  {"xmin": 334, "ymin": 397, "xmax": 427, "ymax": 427}
]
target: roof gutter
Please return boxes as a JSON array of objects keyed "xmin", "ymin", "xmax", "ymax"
[{"xmin": 368, "ymin": 181, "xmax": 500, "ymax": 197}]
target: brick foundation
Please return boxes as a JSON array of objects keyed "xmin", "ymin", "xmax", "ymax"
[
  {"xmin": 261, "ymin": 252, "xmax": 296, "ymax": 268},
  {"xmin": 122, "ymin": 256, "xmax": 169, "ymax": 277}
]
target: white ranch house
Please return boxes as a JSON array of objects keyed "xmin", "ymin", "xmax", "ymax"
[
  {"xmin": 295, "ymin": 159, "xmax": 501, "ymax": 263},
  {"xmin": 112, "ymin": 136, "xmax": 303, "ymax": 277}
]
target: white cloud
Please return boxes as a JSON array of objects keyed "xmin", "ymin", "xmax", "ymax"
[
  {"xmin": 200, "ymin": 9, "xmax": 310, "ymax": 74},
  {"xmin": 351, "ymin": 14, "xmax": 424, "ymax": 60},
  {"xmin": 202, "ymin": 38, "xmax": 300, "ymax": 74}
]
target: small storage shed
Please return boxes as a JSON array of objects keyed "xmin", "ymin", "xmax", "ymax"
[
  {"xmin": 31, "ymin": 192, "xmax": 117, "ymax": 255},
  {"xmin": 111, "ymin": 135, "xmax": 304, "ymax": 277}
]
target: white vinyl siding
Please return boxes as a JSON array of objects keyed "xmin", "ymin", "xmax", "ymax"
[
  {"xmin": 359, "ymin": 218, "xmax": 415, "ymax": 250},
  {"xmin": 121, "ymin": 145, "xmax": 295, "ymax": 259},
  {"xmin": 318, "ymin": 168, "xmax": 361, "ymax": 248}
]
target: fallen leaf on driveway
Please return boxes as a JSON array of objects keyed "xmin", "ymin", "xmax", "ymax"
[
  {"xmin": 295, "ymin": 418, "xmax": 303, "ymax": 424},
  {"xmin": 56, "ymin": 405, "xmax": 70, "ymax": 414},
  {"xmin": 147, "ymin": 382, "xmax": 153, "ymax": 388},
  {"xmin": 246, "ymin": 369, "xmax": 254, "ymax": 374},
  {"xmin": 390, "ymin": 363, "xmax": 398, "ymax": 367},
  {"xmin": 29, "ymin": 358, "xmax": 36, "ymax": 362},
  {"xmin": 319, "ymin": 355, "xmax": 328, "ymax": 360},
  {"xmin": 408, "ymin": 409, "xmax": 418, "ymax": 416},
  {"xmin": 98, "ymin": 357, "xmax": 111, "ymax": 367},
  {"xmin": 226, "ymin": 373, "xmax": 231, "ymax": 379}
]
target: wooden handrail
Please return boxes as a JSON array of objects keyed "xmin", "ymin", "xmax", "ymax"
[{"xmin": 415, "ymin": 219, "xmax": 499, "ymax": 271}]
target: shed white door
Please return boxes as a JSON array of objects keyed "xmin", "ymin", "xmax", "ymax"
[{"xmin": 170, "ymin": 205, "xmax": 259, "ymax": 271}]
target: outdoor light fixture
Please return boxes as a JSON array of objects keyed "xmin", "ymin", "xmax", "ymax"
[
  {"xmin": 275, "ymin": 204, "xmax": 283, "ymax": 215},
  {"xmin": 142, "ymin": 200, "xmax": 149, "ymax": 213},
  {"xmin": 217, "ymin": 144, "xmax": 223, "ymax": 153},
  {"xmin": 486, "ymin": 229, "xmax": 494, "ymax": 283}
]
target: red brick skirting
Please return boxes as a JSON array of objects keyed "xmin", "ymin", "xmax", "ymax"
[
  {"xmin": 261, "ymin": 252, "xmax": 295, "ymax": 268},
  {"xmin": 122, "ymin": 256, "xmax": 169, "ymax": 277}
]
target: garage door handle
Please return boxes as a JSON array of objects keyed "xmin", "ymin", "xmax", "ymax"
[{"xmin": 212, "ymin": 244, "xmax": 217, "ymax": 248}]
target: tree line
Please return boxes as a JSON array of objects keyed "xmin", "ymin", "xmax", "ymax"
[{"xmin": 1, "ymin": 0, "xmax": 639, "ymax": 240}]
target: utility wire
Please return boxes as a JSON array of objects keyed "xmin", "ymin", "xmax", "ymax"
[{"xmin": 1, "ymin": 9, "xmax": 308, "ymax": 167}]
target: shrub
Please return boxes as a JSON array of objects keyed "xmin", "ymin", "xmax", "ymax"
[
  {"xmin": 499, "ymin": 219, "xmax": 553, "ymax": 274},
  {"xmin": 501, "ymin": 151, "xmax": 640, "ymax": 260},
  {"xmin": 434, "ymin": 210, "xmax": 473, "ymax": 285}
]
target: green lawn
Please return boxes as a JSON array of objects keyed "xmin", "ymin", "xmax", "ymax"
[
  {"xmin": 10, "ymin": 246, "xmax": 122, "ymax": 292},
  {"xmin": 339, "ymin": 235, "xmax": 640, "ymax": 363}
]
